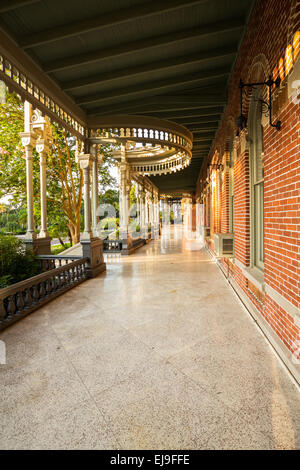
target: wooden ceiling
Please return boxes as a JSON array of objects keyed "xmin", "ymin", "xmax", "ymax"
[{"xmin": 0, "ymin": 0, "xmax": 254, "ymax": 194}]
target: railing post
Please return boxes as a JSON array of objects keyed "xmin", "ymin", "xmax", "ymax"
[
  {"xmin": 78, "ymin": 153, "xmax": 106, "ymax": 277},
  {"xmin": 0, "ymin": 298, "xmax": 6, "ymax": 324}
]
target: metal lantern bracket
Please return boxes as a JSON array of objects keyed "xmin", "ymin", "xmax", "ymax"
[{"xmin": 237, "ymin": 75, "xmax": 281, "ymax": 132}]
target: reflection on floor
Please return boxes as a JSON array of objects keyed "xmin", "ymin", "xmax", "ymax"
[{"xmin": 0, "ymin": 225, "xmax": 299, "ymax": 449}]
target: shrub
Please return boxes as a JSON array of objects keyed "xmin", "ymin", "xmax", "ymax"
[{"xmin": 0, "ymin": 234, "xmax": 40, "ymax": 287}]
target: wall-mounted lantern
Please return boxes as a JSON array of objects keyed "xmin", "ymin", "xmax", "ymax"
[{"xmin": 236, "ymin": 75, "xmax": 282, "ymax": 133}]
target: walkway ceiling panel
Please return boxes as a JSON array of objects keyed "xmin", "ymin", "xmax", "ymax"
[{"xmin": 0, "ymin": 0, "xmax": 255, "ymax": 194}]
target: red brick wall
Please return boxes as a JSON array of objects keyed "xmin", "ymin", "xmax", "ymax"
[
  {"xmin": 196, "ymin": 0, "xmax": 300, "ymax": 359},
  {"xmin": 264, "ymin": 97, "xmax": 300, "ymax": 308},
  {"xmin": 233, "ymin": 145, "xmax": 250, "ymax": 266},
  {"xmin": 221, "ymin": 168, "xmax": 229, "ymax": 233}
]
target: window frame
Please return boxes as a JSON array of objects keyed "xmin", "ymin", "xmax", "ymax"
[
  {"xmin": 228, "ymin": 140, "xmax": 235, "ymax": 234},
  {"xmin": 249, "ymin": 89, "xmax": 265, "ymax": 272}
]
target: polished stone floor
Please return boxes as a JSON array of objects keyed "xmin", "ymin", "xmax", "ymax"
[{"xmin": 0, "ymin": 225, "xmax": 299, "ymax": 449}]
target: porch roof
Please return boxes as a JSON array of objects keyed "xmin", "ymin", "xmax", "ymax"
[{"xmin": 0, "ymin": 0, "xmax": 254, "ymax": 194}]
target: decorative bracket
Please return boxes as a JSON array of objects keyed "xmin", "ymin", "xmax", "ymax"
[{"xmin": 237, "ymin": 75, "xmax": 281, "ymax": 132}]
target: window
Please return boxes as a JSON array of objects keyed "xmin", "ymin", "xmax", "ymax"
[
  {"xmin": 249, "ymin": 89, "xmax": 264, "ymax": 271},
  {"xmin": 229, "ymin": 140, "xmax": 234, "ymax": 233},
  {"xmin": 207, "ymin": 187, "xmax": 211, "ymax": 227}
]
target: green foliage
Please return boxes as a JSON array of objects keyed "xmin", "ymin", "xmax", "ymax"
[
  {"xmin": 47, "ymin": 125, "xmax": 83, "ymax": 244},
  {"xmin": 0, "ymin": 234, "xmax": 40, "ymax": 287},
  {"xmin": 129, "ymin": 220, "xmax": 141, "ymax": 234},
  {"xmin": 0, "ymin": 93, "xmax": 25, "ymax": 204},
  {"xmin": 100, "ymin": 189, "xmax": 119, "ymax": 215},
  {"xmin": 0, "ymin": 206, "xmax": 27, "ymax": 234},
  {"xmin": 48, "ymin": 213, "xmax": 69, "ymax": 241},
  {"xmin": 99, "ymin": 144, "xmax": 118, "ymax": 191},
  {"xmin": 130, "ymin": 185, "xmax": 137, "ymax": 207},
  {"xmin": 100, "ymin": 217, "xmax": 119, "ymax": 230},
  {"xmin": 51, "ymin": 243, "xmax": 71, "ymax": 255},
  {"xmin": 0, "ymin": 91, "xmax": 119, "ymax": 243}
]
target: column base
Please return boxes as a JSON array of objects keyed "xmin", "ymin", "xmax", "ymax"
[
  {"xmin": 121, "ymin": 237, "xmax": 146, "ymax": 255},
  {"xmin": 153, "ymin": 226, "xmax": 160, "ymax": 239},
  {"xmin": 25, "ymin": 236, "xmax": 52, "ymax": 255},
  {"xmin": 120, "ymin": 235, "xmax": 133, "ymax": 255},
  {"xmin": 81, "ymin": 237, "xmax": 106, "ymax": 278}
]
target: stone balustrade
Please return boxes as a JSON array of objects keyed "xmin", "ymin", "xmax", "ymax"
[{"xmin": 0, "ymin": 257, "xmax": 89, "ymax": 331}]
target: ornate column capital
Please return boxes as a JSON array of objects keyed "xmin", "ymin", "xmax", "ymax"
[
  {"xmin": 36, "ymin": 138, "xmax": 50, "ymax": 156},
  {"xmin": 20, "ymin": 131, "xmax": 37, "ymax": 149},
  {"xmin": 78, "ymin": 153, "xmax": 94, "ymax": 170}
]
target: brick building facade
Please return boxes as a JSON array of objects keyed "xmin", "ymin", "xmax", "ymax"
[{"xmin": 196, "ymin": 0, "xmax": 300, "ymax": 382}]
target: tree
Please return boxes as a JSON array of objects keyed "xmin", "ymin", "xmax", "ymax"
[
  {"xmin": 0, "ymin": 91, "xmax": 119, "ymax": 245},
  {"xmin": 100, "ymin": 188, "xmax": 119, "ymax": 215},
  {"xmin": 130, "ymin": 184, "xmax": 137, "ymax": 207},
  {"xmin": 0, "ymin": 92, "xmax": 39, "ymax": 207},
  {"xmin": 48, "ymin": 127, "xmax": 83, "ymax": 245}
]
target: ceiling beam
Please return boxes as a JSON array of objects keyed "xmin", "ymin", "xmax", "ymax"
[
  {"xmin": 148, "ymin": 107, "xmax": 223, "ymax": 120},
  {"xmin": 193, "ymin": 144, "xmax": 211, "ymax": 149},
  {"xmin": 138, "ymin": 108, "xmax": 223, "ymax": 119},
  {"xmin": 188, "ymin": 124, "xmax": 218, "ymax": 132},
  {"xmin": 120, "ymin": 100, "xmax": 225, "ymax": 114},
  {"xmin": 81, "ymin": 67, "xmax": 230, "ymax": 108},
  {"xmin": 192, "ymin": 133, "xmax": 215, "ymax": 139},
  {"xmin": 43, "ymin": 17, "xmax": 244, "ymax": 72},
  {"xmin": 175, "ymin": 116, "xmax": 221, "ymax": 125},
  {"xmin": 89, "ymin": 93, "xmax": 227, "ymax": 116},
  {"xmin": 185, "ymin": 119, "xmax": 219, "ymax": 126},
  {"xmin": 62, "ymin": 47, "xmax": 235, "ymax": 91},
  {"xmin": 20, "ymin": 0, "xmax": 206, "ymax": 49},
  {"xmin": 193, "ymin": 136, "xmax": 215, "ymax": 142},
  {"xmin": 0, "ymin": 0, "xmax": 39, "ymax": 13}
]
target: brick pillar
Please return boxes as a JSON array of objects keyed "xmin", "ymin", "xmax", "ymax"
[
  {"xmin": 221, "ymin": 163, "xmax": 230, "ymax": 234},
  {"xmin": 234, "ymin": 131, "xmax": 250, "ymax": 267}
]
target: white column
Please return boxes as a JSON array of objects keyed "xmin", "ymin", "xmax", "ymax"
[
  {"xmin": 136, "ymin": 183, "xmax": 140, "ymax": 222},
  {"xmin": 149, "ymin": 196, "xmax": 153, "ymax": 226},
  {"xmin": 154, "ymin": 194, "xmax": 159, "ymax": 235},
  {"xmin": 23, "ymin": 139, "xmax": 36, "ymax": 239},
  {"xmin": 157, "ymin": 197, "xmax": 161, "ymax": 229},
  {"xmin": 145, "ymin": 193, "xmax": 149, "ymax": 227},
  {"xmin": 139, "ymin": 189, "xmax": 146, "ymax": 238},
  {"xmin": 119, "ymin": 162, "xmax": 130, "ymax": 239},
  {"xmin": 20, "ymin": 103, "xmax": 36, "ymax": 240},
  {"xmin": 79, "ymin": 154, "xmax": 92, "ymax": 240},
  {"xmin": 183, "ymin": 196, "xmax": 193, "ymax": 236},
  {"xmin": 36, "ymin": 140, "xmax": 49, "ymax": 238},
  {"xmin": 91, "ymin": 146, "xmax": 102, "ymax": 237},
  {"xmin": 162, "ymin": 199, "xmax": 169, "ymax": 226}
]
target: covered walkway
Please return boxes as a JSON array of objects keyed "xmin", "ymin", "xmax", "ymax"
[{"xmin": 0, "ymin": 226, "xmax": 299, "ymax": 450}]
